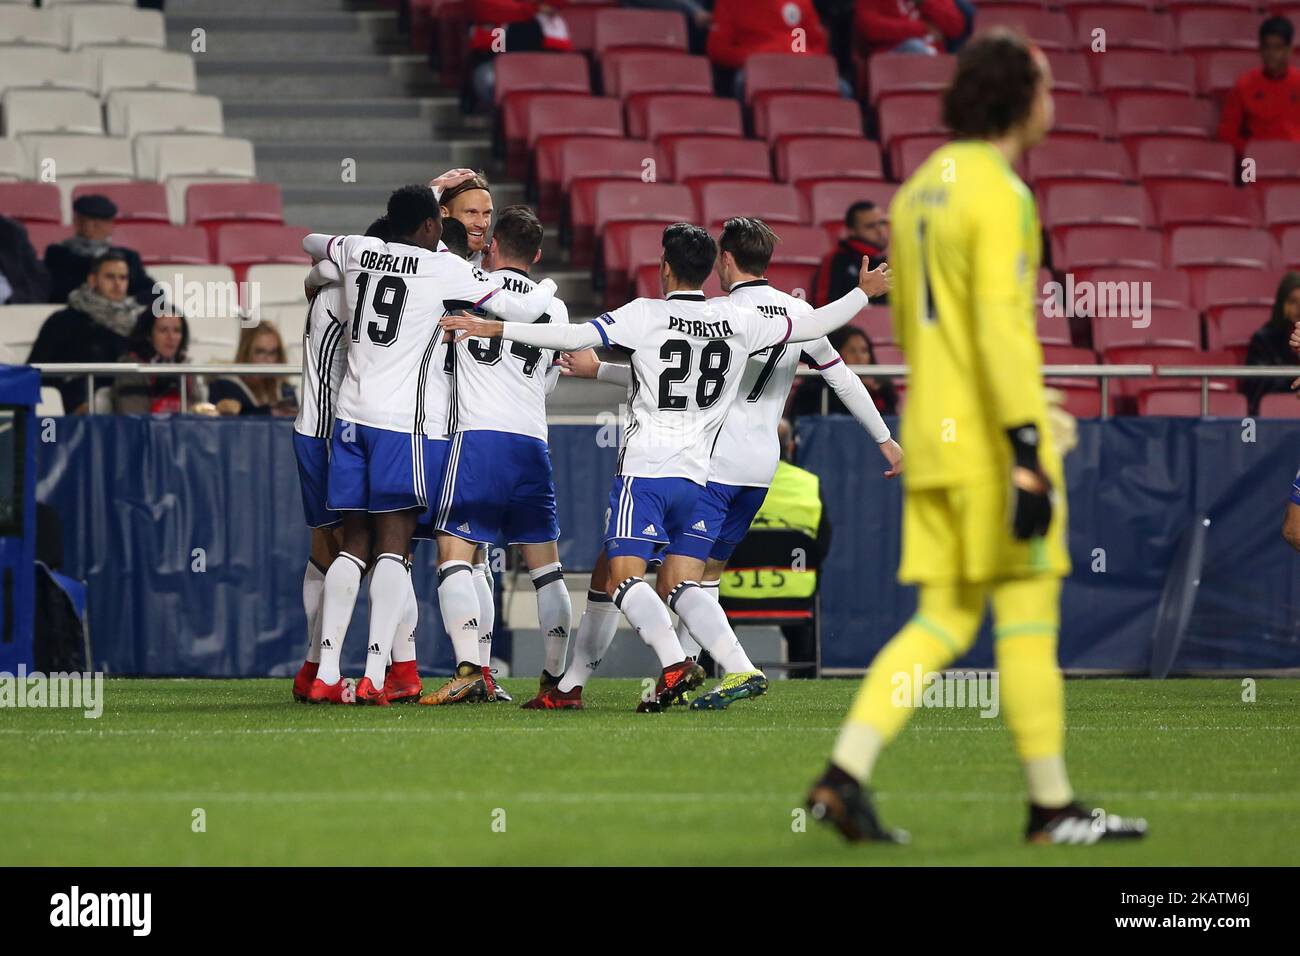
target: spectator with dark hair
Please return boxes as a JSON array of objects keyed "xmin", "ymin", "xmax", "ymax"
[
  {"xmin": 789, "ymin": 325, "xmax": 898, "ymax": 420},
  {"xmin": 1244, "ymin": 271, "xmax": 1300, "ymax": 413},
  {"xmin": 28, "ymin": 251, "xmax": 143, "ymax": 413},
  {"xmin": 856, "ymin": 0, "xmax": 967, "ymax": 55},
  {"xmin": 43, "ymin": 194, "xmax": 155, "ymax": 306},
  {"xmin": 112, "ymin": 309, "xmax": 204, "ymax": 414},
  {"xmin": 707, "ymin": 0, "xmax": 850, "ymax": 98},
  {"xmin": 814, "ymin": 200, "xmax": 889, "ymax": 306},
  {"xmin": 466, "ymin": 1, "xmax": 573, "ymax": 110},
  {"xmin": 209, "ymin": 321, "xmax": 298, "ymax": 417},
  {"xmin": 1218, "ymin": 16, "xmax": 1300, "ymax": 155},
  {"xmin": 0, "ymin": 214, "xmax": 50, "ymax": 304}
]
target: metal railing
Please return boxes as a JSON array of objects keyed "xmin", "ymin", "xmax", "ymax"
[{"xmin": 30, "ymin": 362, "xmax": 1300, "ymax": 418}]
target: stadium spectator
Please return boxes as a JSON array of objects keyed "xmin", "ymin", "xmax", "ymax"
[
  {"xmin": 707, "ymin": 0, "xmax": 850, "ymax": 98},
  {"xmin": 625, "ymin": 0, "xmax": 713, "ymax": 54},
  {"xmin": 28, "ymin": 251, "xmax": 142, "ymax": 413},
  {"xmin": 814, "ymin": 200, "xmax": 889, "ymax": 306},
  {"xmin": 856, "ymin": 0, "xmax": 968, "ymax": 55},
  {"xmin": 112, "ymin": 309, "xmax": 204, "ymax": 414},
  {"xmin": 209, "ymin": 321, "xmax": 298, "ymax": 417},
  {"xmin": 1217, "ymin": 16, "xmax": 1300, "ymax": 155},
  {"xmin": 1244, "ymin": 271, "xmax": 1300, "ymax": 413},
  {"xmin": 44, "ymin": 195, "xmax": 156, "ymax": 307},
  {"xmin": 0, "ymin": 214, "xmax": 50, "ymax": 304},
  {"xmin": 789, "ymin": 325, "xmax": 898, "ymax": 420},
  {"xmin": 466, "ymin": 1, "xmax": 574, "ymax": 110}
]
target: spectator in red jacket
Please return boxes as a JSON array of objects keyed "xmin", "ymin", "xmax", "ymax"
[
  {"xmin": 857, "ymin": 0, "xmax": 967, "ymax": 55},
  {"xmin": 467, "ymin": 1, "xmax": 573, "ymax": 110},
  {"xmin": 1217, "ymin": 16, "xmax": 1300, "ymax": 155},
  {"xmin": 707, "ymin": 0, "xmax": 851, "ymax": 98}
]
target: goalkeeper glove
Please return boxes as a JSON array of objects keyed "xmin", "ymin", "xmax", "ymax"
[{"xmin": 1007, "ymin": 423, "xmax": 1052, "ymax": 540}]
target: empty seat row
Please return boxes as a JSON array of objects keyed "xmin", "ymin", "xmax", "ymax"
[
  {"xmin": 0, "ymin": 5, "xmax": 164, "ymax": 52},
  {"xmin": 2, "ymin": 89, "xmax": 222, "ymax": 139},
  {"xmin": 0, "ymin": 47, "xmax": 196, "ymax": 99}
]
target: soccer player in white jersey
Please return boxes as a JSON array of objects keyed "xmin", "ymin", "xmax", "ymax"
[
  {"xmin": 442, "ymin": 223, "xmax": 889, "ymax": 710},
  {"xmin": 419, "ymin": 205, "xmax": 573, "ymax": 705},
  {"xmin": 550, "ymin": 217, "xmax": 900, "ymax": 710},
  {"xmin": 300, "ymin": 184, "xmax": 556, "ymax": 705},
  {"xmin": 439, "ymin": 172, "xmax": 493, "ymax": 267}
]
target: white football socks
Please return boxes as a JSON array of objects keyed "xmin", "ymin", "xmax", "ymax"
[
  {"xmin": 438, "ymin": 561, "xmax": 481, "ymax": 666},
  {"xmin": 303, "ymin": 560, "xmax": 326, "ymax": 664},
  {"xmin": 613, "ymin": 577, "xmax": 686, "ymax": 670},
  {"xmin": 669, "ymin": 580, "xmax": 756, "ymax": 674},
  {"xmin": 472, "ymin": 563, "xmax": 494, "ymax": 667},
  {"xmin": 316, "ymin": 551, "xmax": 366, "ymax": 686},
  {"xmin": 390, "ymin": 562, "xmax": 418, "ymax": 664},
  {"xmin": 558, "ymin": 590, "xmax": 621, "ymax": 693},
  {"xmin": 362, "ymin": 554, "xmax": 408, "ymax": 689},
  {"xmin": 531, "ymin": 561, "xmax": 572, "ymax": 676}
]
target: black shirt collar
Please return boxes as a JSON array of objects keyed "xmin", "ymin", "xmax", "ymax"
[
  {"xmin": 667, "ymin": 290, "xmax": 706, "ymax": 301},
  {"xmin": 729, "ymin": 279, "xmax": 769, "ymax": 291}
]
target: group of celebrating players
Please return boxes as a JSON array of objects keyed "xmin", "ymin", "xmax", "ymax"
[{"xmin": 283, "ymin": 30, "xmax": 1151, "ymax": 845}]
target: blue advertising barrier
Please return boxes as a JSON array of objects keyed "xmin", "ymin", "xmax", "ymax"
[
  {"xmin": 34, "ymin": 415, "xmax": 1300, "ymax": 676},
  {"xmin": 0, "ymin": 365, "xmax": 39, "ymax": 672}
]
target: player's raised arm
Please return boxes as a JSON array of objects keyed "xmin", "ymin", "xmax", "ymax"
[
  {"xmin": 440, "ymin": 310, "xmax": 605, "ymax": 352},
  {"xmin": 802, "ymin": 336, "xmax": 901, "ymax": 477},
  {"xmin": 782, "ymin": 260, "xmax": 892, "ymax": 345}
]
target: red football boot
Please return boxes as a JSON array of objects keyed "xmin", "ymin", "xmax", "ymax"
[
  {"xmin": 354, "ymin": 676, "xmax": 390, "ymax": 707},
  {"xmin": 293, "ymin": 661, "xmax": 319, "ymax": 702},
  {"xmin": 482, "ymin": 666, "xmax": 513, "ymax": 702},
  {"xmin": 383, "ymin": 661, "xmax": 422, "ymax": 703},
  {"xmin": 635, "ymin": 659, "xmax": 706, "ymax": 712},
  {"xmin": 520, "ymin": 685, "xmax": 584, "ymax": 710},
  {"xmin": 307, "ymin": 677, "xmax": 355, "ymax": 705}
]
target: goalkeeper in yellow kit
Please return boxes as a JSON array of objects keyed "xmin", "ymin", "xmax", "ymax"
[{"xmin": 806, "ymin": 31, "xmax": 1146, "ymax": 846}]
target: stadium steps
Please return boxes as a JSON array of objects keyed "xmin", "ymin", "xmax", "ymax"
[{"xmin": 163, "ymin": 11, "xmax": 405, "ymax": 57}]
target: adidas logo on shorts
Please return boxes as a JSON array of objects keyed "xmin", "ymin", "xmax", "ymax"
[
  {"xmin": 458, "ymin": 522, "xmax": 472, "ymax": 534},
  {"xmin": 693, "ymin": 520, "xmax": 708, "ymax": 532},
  {"xmin": 642, "ymin": 524, "xmax": 657, "ymax": 536}
]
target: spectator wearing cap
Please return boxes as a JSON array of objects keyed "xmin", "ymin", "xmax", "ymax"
[
  {"xmin": 813, "ymin": 200, "xmax": 889, "ymax": 306},
  {"xmin": 0, "ymin": 214, "xmax": 50, "ymax": 304},
  {"xmin": 44, "ymin": 194, "xmax": 156, "ymax": 306},
  {"xmin": 28, "ymin": 250, "xmax": 144, "ymax": 413},
  {"xmin": 1218, "ymin": 16, "xmax": 1300, "ymax": 155},
  {"xmin": 112, "ymin": 308, "xmax": 205, "ymax": 414}
]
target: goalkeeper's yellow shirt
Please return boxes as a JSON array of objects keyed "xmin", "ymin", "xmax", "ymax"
[{"xmin": 889, "ymin": 139, "xmax": 1059, "ymax": 491}]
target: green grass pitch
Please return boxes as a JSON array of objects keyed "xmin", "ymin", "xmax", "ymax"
[{"xmin": 1, "ymin": 677, "xmax": 1296, "ymax": 866}]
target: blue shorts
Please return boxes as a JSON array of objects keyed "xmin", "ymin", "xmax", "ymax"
[
  {"xmin": 413, "ymin": 437, "xmax": 452, "ymax": 540},
  {"xmin": 326, "ymin": 419, "xmax": 431, "ymax": 514},
  {"xmin": 293, "ymin": 431, "xmax": 340, "ymax": 529},
  {"xmin": 1291, "ymin": 469, "xmax": 1300, "ymax": 506},
  {"xmin": 436, "ymin": 430, "xmax": 559, "ymax": 545},
  {"xmin": 604, "ymin": 474, "xmax": 702, "ymax": 562},
  {"xmin": 665, "ymin": 480, "xmax": 768, "ymax": 563}
]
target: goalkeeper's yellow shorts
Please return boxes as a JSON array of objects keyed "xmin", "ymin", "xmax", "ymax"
[{"xmin": 898, "ymin": 477, "xmax": 1071, "ymax": 585}]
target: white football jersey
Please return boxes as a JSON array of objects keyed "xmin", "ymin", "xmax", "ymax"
[
  {"xmin": 293, "ymin": 281, "xmax": 349, "ymax": 440},
  {"xmin": 449, "ymin": 267, "xmax": 568, "ymax": 442},
  {"xmin": 592, "ymin": 290, "xmax": 792, "ymax": 484},
  {"xmin": 325, "ymin": 235, "xmax": 519, "ymax": 436},
  {"xmin": 710, "ymin": 279, "xmax": 850, "ymax": 487}
]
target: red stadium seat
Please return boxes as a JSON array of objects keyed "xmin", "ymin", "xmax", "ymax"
[
  {"xmin": 625, "ymin": 88, "xmax": 717, "ymax": 139},
  {"xmin": 1095, "ymin": 52, "xmax": 1197, "ymax": 102},
  {"xmin": 804, "ymin": 181, "xmax": 899, "ymax": 228},
  {"xmin": 743, "ymin": 53, "xmax": 841, "ymax": 107},
  {"xmin": 1037, "ymin": 310, "xmax": 1074, "ymax": 346},
  {"xmin": 114, "ymin": 223, "xmax": 210, "ymax": 265},
  {"xmin": 755, "ymin": 94, "xmax": 862, "ymax": 145},
  {"xmin": 866, "ymin": 53, "xmax": 954, "ymax": 104},
  {"xmin": 634, "ymin": 262, "xmax": 723, "ymax": 299},
  {"xmin": 1138, "ymin": 389, "xmax": 1247, "ymax": 417},
  {"xmin": 1048, "ymin": 92, "xmax": 1112, "ymax": 140},
  {"xmin": 1070, "ymin": 268, "xmax": 1194, "ymax": 309},
  {"xmin": 1054, "ymin": 0, "xmax": 1152, "ymax": 9},
  {"xmin": 1025, "ymin": 139, "xmax": 1134, "ymax": 188},
  {"xmin": 535, "ymin": 137, "xmax": 650, "ymax": 224},
  {"xmin": 1205, "ymin": 305, "xmax": 1264, "ymax": 359},
  {"xmin": 1246, "ymin": 141, "xmax": 1300, "ymax": 185},
  {"xmin": 505, "ymin": 95, "xmax": 622, "ymax": 179},
  {"xmin": 560, "ymin": 4, "xmax": 602, "ymax": 51},
  {"xmin": 593, "ymin": 8, "xmax": 688, "ymax": 54},
  {"xmin": 618, "ymin": 61, "xmax": 714, "ymax": 137},
  {"xmin": 185, "ymin": 183, "xmax": 284, "ymax": 247},
  {"xmin": 1048, "ymin": 53, "xmax": 1095, "ymax": 94},
  {"xmin": 1055, "ymin": 228, "xmax": 1165, "ymax": 271},
  {"xmin": 23, "ymin": 222, "xmax": 73, "ymax": 256},
  {"xmin": 1040, "ymin": 183, "xmax": 1153, "ymax": 237},
  {"xmin": 975, "ymin": 8, "xmax": 1074, "ymax": 51},
  {"xmin": 0, "ymin": 183, "xmax": 61, "ymax": 224},
  {"xmin": 1069, "ymin": 7, "xmax": 1175, "ymax": 50},
  {"xmin": 893, "ymin": 136, "xmax": 949, "ymax": 181},
  {"xmin": 849, "ymin": 306, "xmax": 894, "ymax": 346},
  {"xmin": 601, "ymin": 51, "xmax": 709, "ymax": 99},
  {"xmin": 775, "ymin": 137, "xmax": 884, "ymax": 186},
  {"xmin": 1198, "ymin": 50, "xmax": 1262, "ymax": 99},
  {"xmin": 1175, "ymin": 10, "xmax": 1257, "ymax": 55},
  {"xmin": 768, "ymin": 225, "xmax": 836, "ymax": 267},
  {"xmin": 1198, "ymin": 267, "xmax": 1278, "ymax": 318},
  {"xmin": 1046, "ymin": 381, "xmax": 1104, "ymax": 418},
  {"xmin": 70, "ymin": 182, "xmax": 169, "ymax": 224},
  {"xmin": 661, "ymin": 137, "xmax": 771, "ymax": 190},
  {"xmin": 1164, "ymin": 0, "xmax": 1258, "ymax": 12},
  {"xmin": 1135, "ymin": 137, "xmax": 1234, "ymax": 186},
  {"xmin": 1257, "ymin": 392, "xmax": 1300, "ymax": 418},
  {"xmin": 593, "ymin": 181, "xmax": 697, "ymax": 247},
  {"xmin": 1103, "ymin": 346, "xmax": 1237, "ymax": 401},
  {"xmin": 1281, "ymin": 226, "xmax": 1300, "ymax": 270},
  {"xmin": 493, "ymin": 53, "xmax": 589, "ymax": 107},
  {"xmin": 876, "ymin": 94, "xmax": 944, "ymax": 158},
  {"xmin": 1150, "ymin": 182, "xmax": 1261, "ymax": 229},
  {"xmin": 602, "ymin": 220, "xmax": 669, "ymax": 309},
  {"xmin": 641, "ymin": 95, "xmax": 743, "ymax": 147},
  {"xmin": 1167, "ymin": 226, "xmax": 1278, "ymax": 271},
  {"xmin": 1092, "ymin": 306, "xmax": 1201, "ymax": 352},
  {"xmin": 763, "ymin": 263, "xmax": 818, "ymax": 298},
  {"xmin": 1042, "ymin": 345, "xmax": 1099, "ymax": 366},
  {"xmin": 1113, "ymin": 94, "xmax": 1216, "ymax": 145},
  {"xmin": 214, "ymin": 224, "xmax": 310, "ymax": 282},
  {"xmin": 1263, "ymin": 186, "xmax": 1300, "ymax": 235},
  {"xmin": 698, "ymin": 182, "xmax": 803, "ymax": 230}
]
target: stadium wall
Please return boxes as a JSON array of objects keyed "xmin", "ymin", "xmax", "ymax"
[{"xmin": 35, "ymin": 417, "xmax": 1300, "ymax": 676}]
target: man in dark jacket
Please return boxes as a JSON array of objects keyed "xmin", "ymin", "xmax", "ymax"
[
  {"xmin": 814, "ymin": 200, "xmax": 889, "ymax": 306},
  {"xmin": 0, "ymin": 214, "xmax": 50, "ymax": 304},
  {"xmin": 28, "ymin": 251, "xmax": 143, "ymax": 413},
  {"xmin": 44, "ymin": 194, "xmax": 155, "ymax": 306}
]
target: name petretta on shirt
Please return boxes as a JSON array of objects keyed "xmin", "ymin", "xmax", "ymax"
[
  {"xmin": 668, "ymin": 316, "xmax": 734, "ymax": 338},
  {"xmin": 358, "ymin": 249, "xmax": 419, "ymax": 274}
]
